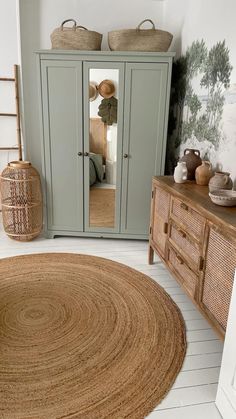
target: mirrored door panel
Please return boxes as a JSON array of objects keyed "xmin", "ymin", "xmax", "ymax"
[{"xmin": 83, "ymin": 63, "xmax": 124, "ymax": 233}]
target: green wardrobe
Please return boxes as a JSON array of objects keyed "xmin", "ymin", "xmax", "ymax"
[{"xmin": 37, "ymin": 51, "xmax": 174, "ymax": 239}]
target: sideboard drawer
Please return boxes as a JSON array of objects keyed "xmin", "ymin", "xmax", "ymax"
[
  {"xmin": 167, "ymin": 245, "xmax": 198, "ymax": 298},
  {"xmin": 168, "ymin": 221, "xmax": 201, "ymax": 271},
  {"xmin": 171, "ymin": 198, "xmax": 205, "ymax": 240}
]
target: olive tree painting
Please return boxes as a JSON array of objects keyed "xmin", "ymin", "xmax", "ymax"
[{"xmin": 166, "ymin": 39, "xmax": 233, "ymax": 174}]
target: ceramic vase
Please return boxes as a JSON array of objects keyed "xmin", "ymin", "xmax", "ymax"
[
  {"xmin": 180, "ymin": 148, "xmax": 202, "ymax": 180},
  {"xmin": 208, "ymin": 171, "xmax": 233, "ymax": 192},
  {"xmin": 195, "ymin": 161, "xmax": 213, "ymax": 186},
  {"xmin": 174, "ymin": 162, "xmax": 188, "ymax": 184}
]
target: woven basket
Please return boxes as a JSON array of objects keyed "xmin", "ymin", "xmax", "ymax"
[
  {"xmin": 51, "ymin": 19, "xmax": 102, "ymax": 51},
  {"xmin": 0, "ymin": 161, "xmax": 43, "ymax": 241},
  {"xmin": 108, "ymin": 19, "xmax": 173, "ymax": 52}
]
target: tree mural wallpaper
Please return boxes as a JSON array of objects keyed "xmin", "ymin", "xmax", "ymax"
[{"xmin": 166, "ymin": 39, "xmax": 234, "ymax": 175}]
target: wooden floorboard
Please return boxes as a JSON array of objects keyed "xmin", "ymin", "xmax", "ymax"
[
  {"xmin": 148, "ymin": 402, "xmax": 222, "ymax": 418},
  {"xmin": 155, "ymin": 384, "xmax": 219, "ymax": 410},
  {"xmin": 0, "ymin": 220, "xmax": 223, "ymax": 418},
  {"xmin": 182, "ymin": 353, "xmax": 222, "ymax": 372}
]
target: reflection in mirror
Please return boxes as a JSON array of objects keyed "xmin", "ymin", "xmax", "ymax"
[{"xmin": 88, "ymin": 69, "xmax": 119, "ymax": 228}]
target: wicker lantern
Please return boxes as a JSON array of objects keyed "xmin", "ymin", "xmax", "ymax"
[{"xmin": 0, "ymin": 161, "xmax": 43, "ymax": 241}]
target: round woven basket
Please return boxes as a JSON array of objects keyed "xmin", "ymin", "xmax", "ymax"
[
  {"xmin": 51, "ymin": 19, "xmax": 102, "ymax": 51},
  {"xmin": 108, "ymin": 19, "xmax": 173, "ymax": 52},
  {"xmin": 0, "ymin": 161, "xmax": 43, "ymax": 241}
]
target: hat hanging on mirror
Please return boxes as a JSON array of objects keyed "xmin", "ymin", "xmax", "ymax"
[
  {"xmin": 89, "ymin": 82, "xmax": 98, "ymax": 102},
  {"xmin": 98, "ymin": 79, "xmax": 116, "ymax": 99}
]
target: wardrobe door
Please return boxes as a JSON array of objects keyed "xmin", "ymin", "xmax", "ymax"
[
  {"xmin": 41, "ymin": 60, "xmax": 84, "ymax": 232},
  {"xmin": 83, "ymin": 62, "xmax": 125, "ymax": 233},
  {"xmin": 121, "ymin": 62, "xmax": 168, "ymax": 236}
]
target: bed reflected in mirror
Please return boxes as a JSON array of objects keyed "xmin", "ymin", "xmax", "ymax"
[{"xmin": 88, "ymin": 69, "xmax": 119, "ymax": 228}]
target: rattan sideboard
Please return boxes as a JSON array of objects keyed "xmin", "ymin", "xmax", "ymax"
[{"xmin": 149, "ymin": 176, "xmax": 236, "ymax": 339}]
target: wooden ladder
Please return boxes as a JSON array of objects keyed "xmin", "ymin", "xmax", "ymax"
[{"xmin": 0, "ymin": 64, "xmax": 22, "ymax": 160}]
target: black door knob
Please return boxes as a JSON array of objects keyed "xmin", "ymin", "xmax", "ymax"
[
  {"xmin": 84, "ymin": 152, "xmax": 89, "ymax": 157},
  {"xmin": 77, "ymin": 152, "xmax": 83, "ymax": 156},
  {"xmin": 123, "ymin": 153, "xmax": 128, "ymax": 158}
]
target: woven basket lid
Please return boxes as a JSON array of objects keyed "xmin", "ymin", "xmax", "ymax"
[
  {"xmin": 89, "ymin": 83, "xmax": 98, "ymax": 101},
  {"xmin": 8, "ymin": 161, "xmax": 31, "ymax": 169},
  {"xmin": 98, "ymin": 79, "xmax": 116, "ymax": 98}
]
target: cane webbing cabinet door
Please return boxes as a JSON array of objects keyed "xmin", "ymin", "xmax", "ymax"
[
  {"xmin": 201, "ymin": 226, "xmax": 236, "ymax": 332},
  {"xmin": 121, "ymin": 63, "xmax": 169, "ymax": 236},
  {"xmin": 149, "ymin": 176, "xmax": 236, "ymax": 339},
  {"xmin": 41, "ymin": 60, "xmax": 84, "ymax": 232},
  {"xmin": 151, "ymin": 186, "xmax": 170, "ymax": 258}
]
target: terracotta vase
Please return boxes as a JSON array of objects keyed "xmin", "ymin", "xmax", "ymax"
[
  {"xmin": 208, "ymin": 171, "xmax": 233, "ymax": 192},
  {"xmin": 195, "ymin": 161, "xmax": 213, "ymax": 186},
  {"xmin": 180, "ymin": 149, "xmax": 202, "ymax": 180}
]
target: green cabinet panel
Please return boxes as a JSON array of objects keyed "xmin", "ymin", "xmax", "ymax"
[
  {"xmin": 41, "ymin": 60, "xmax": 84, "ymax": 231},
  {"xmin": 121, "ymin": 63, "xmax": 168, "ymax": 235}
]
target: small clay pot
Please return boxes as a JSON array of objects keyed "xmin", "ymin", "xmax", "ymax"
[
  {"xmin": 195, "ymin": 161, "xmax": 213, "ymax": 186},
  {"xmin": 180, "ymin": 149, "xmax": 202, "ymax": 180},
  {"xmin": 209, "ymin": 171, "xmax": 233, "ymax": 192}
]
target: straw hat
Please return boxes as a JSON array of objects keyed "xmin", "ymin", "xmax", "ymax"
[
  {"xmin": 89, "ymin": 83, "xmax": 98, "ymax": 101},
  {"xmin": 98, "ymin": 79, "xmax": 116, "ymax": 98}
]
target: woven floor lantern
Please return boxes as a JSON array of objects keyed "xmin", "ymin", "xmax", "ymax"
[{"xmin": 0, "ymin": 161, "xmax": 43, "ymax": 241}]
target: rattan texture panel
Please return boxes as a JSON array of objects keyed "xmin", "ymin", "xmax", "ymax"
[
  {"xmin": 154, "ymin": 187, "xmax": 170, "ymax": 221},
  {"xmin": 2, "ymin": 206, "xmax": 42, "ymax": 238},
  {"xmin": 171, "ymin": 198, "xmax": 204, "ymax": 239},
  {"xmin": 1, "ymin": 162, "xmax": 43, "ymax": 241},
  {"xmin": 152, "ymin": 187, "xmax": 170, "ymax": 256},
  {"xmin": 202, "ymin": 228, "xmax": 236, "ymax": 330},
  {"xmin": 168, "ymin": 246, "xmax": 197, "ymax": 297},
  {"xmin": 153, "ymin": 219, "xmax": 166, "ymax": 257},
  {"xmin": 169, "ymin": 223, "xmax": 200, "ymax": 267}
]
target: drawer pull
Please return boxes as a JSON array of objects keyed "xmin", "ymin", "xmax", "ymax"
[
  {"xmin": 180, "ymin": 202, "xmax": 189, "ymax": 211},
  {"xmin": 178, "ymin": 228, "xmax": 186, "ymax": 238},
  {"xmin": 163, "ymin": 222, "xmax": 168, "ymax": 234},
  {"xmin": 176, "ymin": 254, "xmax": 184, "ymax": 265},
  {"xmin": 198, "ymin": 256, "xmax": 204, "ymax": 271}
]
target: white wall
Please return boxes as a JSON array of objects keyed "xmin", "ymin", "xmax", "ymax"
[
  {"xmin": 0, "ymin": 0, "xmax": 20, "ymax": 170},
  {"xmin": 162, "ymin": 0, "xmax": 187, "ymax": 56},
  {"xmin": 19, "ymin": 0, "xmax": 164, "ymax": 172}
]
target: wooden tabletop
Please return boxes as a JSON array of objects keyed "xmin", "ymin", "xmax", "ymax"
[{"xmin": 154, "ymin": 176, "xmax": 236, "ymax": 235}]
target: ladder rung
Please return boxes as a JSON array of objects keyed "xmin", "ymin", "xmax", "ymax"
[
  {"xmin": 0, "ymin": 147, "xmax": 19, "ymax": 151},
  {"xmin": 0, "ymin": 77, "xmax": 15, "ymax": 82},
  {"xmin": 0, "ymin": 113, "xmax": 17, "ymax": 117},
  {"xmin": 0, "ymin": 65, "xmax": 22, "ymax": 160}
]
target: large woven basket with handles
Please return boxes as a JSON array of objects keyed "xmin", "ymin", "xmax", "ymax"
[
  {"xmin": 108, "ymin": 19, "xmax": 173, "ymax": 52},
  {"xmin": 51, "ymin": 19, "xmax": 102, "ymax": 51}
]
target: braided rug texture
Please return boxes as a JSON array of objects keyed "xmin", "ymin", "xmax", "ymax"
[{"xmin": 0, "ymin": 253, "xmax": 186, "ymax": 418}]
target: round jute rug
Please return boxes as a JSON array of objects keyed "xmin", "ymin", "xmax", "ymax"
[{"xmin": 0, "ymin": 253, "xmax": 186, "ymax": 418}]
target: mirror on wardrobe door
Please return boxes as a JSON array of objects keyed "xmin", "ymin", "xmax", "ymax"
[{"xmin": 88, "ymin": 68, "xmax": 119, "ymax": 228}]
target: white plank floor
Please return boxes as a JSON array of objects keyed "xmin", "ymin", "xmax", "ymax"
[{"xmin": 0, "ymin": 220, "xmax": 223, "ymax": 418}]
